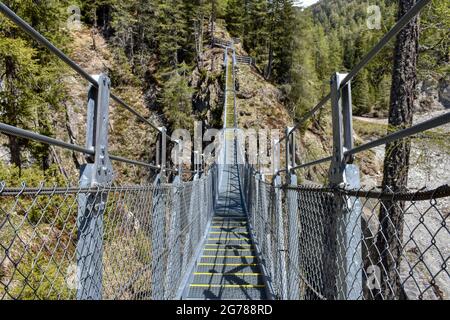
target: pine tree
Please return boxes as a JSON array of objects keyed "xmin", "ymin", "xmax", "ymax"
[
  {"xmin": 313, "ymin": 25, "xmax": 330, "ymax": 93},
  {"xmin": 0, "ymin": 0, "xmax": 70, "ymax": 171},
  {"xmin": 352, "ymin": 33, "xmax": 371, "ymax": 115},
  {"xmin": 0, "ymin": 37, "xmax": 38, "ymax": 169},
  {"xmin": 243, "ymin": 0, "xmax": 269, "ymax": 68},
  {"xmin": 160, "ymin": 64, "xmax": 194, "ymax": 132},
  {"xmin": 288, "ymin": 10, "xmax": 319, "ymax": 123},
  {"xmin": 154, "ymin": 0, "xmax": 186, "ymax": 69},
  {"xmin": 267, "ymin": 0, "xmax": 295, "ymax": 83},
  {"xmin": 225, "ymin": 0, "xmax": 245, "ymax": 38}
]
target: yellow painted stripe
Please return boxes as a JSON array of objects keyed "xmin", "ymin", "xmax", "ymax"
[
  {"xmin": 198, "ymin": 263, "xmax": 257, "ymax": 266},
  {"xmin": 208, "ymin": 238, "xmax": 250, "ymax": 241},
  {"xmin": 212, "ymin": 222, "xmax": 247, "ymax": 224},
  {"xmin": 211, "ymin": 226, "xmax": 247, "ymax": 228},
  {"xmin": 194, "ymin": 272, "xmax": 262, "ymax": 276},
  {"xmin": 203, "ymin": 249, "xmax": 254, "ymax": 252},
  {"xmin": 209, "ymin": 231, "xmax": 249, "ymax": 234},
  {"xmin": 201, "ymin": 255, "xmax": 256, "ymax": 258},
  {"xmin": 204, "ymin": 244, "xmax": 253, "ymax": 247},
  {"xmin": 190, "ymin": 284, "xmax": 265, "ymax": 288}
]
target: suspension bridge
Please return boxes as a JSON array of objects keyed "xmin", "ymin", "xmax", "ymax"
[{"xmin": 0, "ymin": 0, "xmax": 449, "ymax": 300}]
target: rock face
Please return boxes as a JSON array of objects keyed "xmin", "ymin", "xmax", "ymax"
[
  {"xmin": 191, "ymin": 22, "xmax": 293, "ymax": 133},
  {"xmin": 416, "ymin": 76, "xmax": 450, "ymax": 113},
  {"xmin": 57, "ymin": 26, "xmax": 157, "ymax": 182},
  {"xmin": 353, "ymin": 111, "xmax": 450, "ymax": 300},
  {"xmin": 438, "ymin": 75, "xmax": 450, "ymax": 108},
  {"xmin": 191, "ymin": 48, "xmax": 225, "ymax": 128}
]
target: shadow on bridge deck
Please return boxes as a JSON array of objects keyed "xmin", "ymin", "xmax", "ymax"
[{"xmin": 185, "ymin": 161, "xmax": 267, "ymax": 300}]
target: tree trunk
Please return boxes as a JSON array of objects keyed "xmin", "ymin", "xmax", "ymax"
[
  {"xmin": 265, "ymin": 41, "xmax": 273, "ymax": 80},
  {"xmin": 8, "ymin": 135, "xmax": 21, "ymax": 170},
  {"xmin": 374, "ymin": 0, "xmax": 420, "ymax": 300},
  {"xmin": 4, "ymin": 55, "xmax": 22, "ymax": 170}
]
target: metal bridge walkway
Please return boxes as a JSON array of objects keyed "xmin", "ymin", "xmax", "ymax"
[
  {"xmin": 185, "ymin": 129, "xmax": 267, "ymax": 300},
  {"xmin": 185, "ymin": 216, "xmax": 266, "ymax": 300}
]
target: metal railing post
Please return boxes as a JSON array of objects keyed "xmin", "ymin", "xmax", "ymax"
[
  {"xmin": 329, "ymin": 72, "xmax": 362, "ymax": 299},
  {"xmin": 194, "ymin": 151, "xmax": 199, "ymax": 174},
  {"xmin": 160, "ymin": 126, "xmax": 167, "ymax": 182},
  {"xmin": 164, "ymin": 174, "xmax": 181, "ymax": 297},
  {"xmin": 272, "ymin": 138, "xmax": 287, "ymax": 299},
  {"xmin": 232, "ymin": 49, "xmax": 237, "ymax": 129},
  {"xmin": 285, "ymin": 128, "xmax": 299, "ymax": 299},
  {"xmin": 284, "ymin": 127, "xmax": 296, "ymax": 177},
  {"xmin": 77, "ymin": 74, "xmax": 113, "ymax": 300},
  {"xmin": 150, "ymin": 173, "xmax": 164, "ymax": 300},
  {"xmin": 156, "ymin": 132, "xmax": 161, "ymax": 168},
  {"xmin": 175, "ymin": 139, "xmax": 183, "ymax": 178}
]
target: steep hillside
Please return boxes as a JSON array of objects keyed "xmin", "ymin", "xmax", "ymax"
[
  {"xmin": 62, "ymin": 21, "xmax": 296, "ymax": 179},
  {"xmin": 191, "ymin": 20, "xmax": 293, "ymax": 132},
  {"xmin": 56, "ymin": 26, "xmax": 159, "ymax": 183}
]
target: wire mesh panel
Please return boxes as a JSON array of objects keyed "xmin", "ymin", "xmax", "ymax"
[
  {"xmin": 0, "ymin": 169, "xmax": 216, "ymax": 300},
  {"xmin": 243, "ymin": 165, "xmax": 449, "ymax": 300}
]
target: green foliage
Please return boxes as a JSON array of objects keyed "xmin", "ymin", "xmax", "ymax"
[
  {"xmin": 419, "ymin": 0, "xmax": 450, "ymax": 77},
  {"xmin": 0, "ymin": 162, "xmax": 76, "ymax": 300},
  {"xmin": 0, "ymin": 0, "xmax": 72, "ymax": 169},
  {"xmin": 224, "ymin": 0, "xmax": 296, "ymax": 83},
  {"xmin": 225, "ymin": 0, "xmax": 245, "ymax": 37},
  {"xmin": 0, "ymin": 162, "xmax": 73, "ymax": 228},
  {"xmin": 154, "ymin": 0, "xmax": 187, "ymax": 68},
  {"xmin": 268, "ymin": 0, "xmax": 296, "ymax": 83},
  {"xmin": 289, "ymin": 0, "xmax": 448, "ymax": 119},
  {"xmin": 160, "ymin": 64, "xmax": 195, "ymax": 132},
  {"xmin": 287, "ymin": 10, "xmax": 319, "ymax": 122},
  {"xmin": 6, "ymin": 253, "xmax": 76, "ymax": 300}
]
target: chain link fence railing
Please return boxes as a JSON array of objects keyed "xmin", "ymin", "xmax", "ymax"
[
  {"xmin": 0, "ymin": 166, "xmax": 217, "ymax": 300},
  {"xmin": 244, "ymin": 166, "xmax": 449, "ymax": 300}
]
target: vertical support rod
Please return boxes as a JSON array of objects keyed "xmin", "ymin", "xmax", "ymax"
[
  {"xmin": 341, "ymin": 78, "xmax": 362, "ymax": 299},
  {"xmin": 232, "ymin": 49, "xmax": 237, "ymax": 129},
  {"xmin": 160, "ymin": 127, "xmax": 167, "ymax": 181},
  {"xmin": 342, "ymin": 82, "xmax": 354, "ymax": 157},
  {"xmin": 177, "ymin": 140, "xmax": 183, "ymax": 178},
  {"xmin": 272, "ymin": 138, "xmax": 280, "ymax": 177},
  {"xmin": 285, "ymin": 128, "xmax": 290, "ymax": 177},
  {"xmin": 273, "ymin": 132, "xmax": 286, "ymax": 298},
  {"xmin": 273, "ymin": 173, "xmax": 287, "ymax": 299},
  {"xmin": 285, "ymin": 129, "xmax": 299, "ymax": 303},
  {"xmin": 156, "ymin": 133, "xmax": 161, "ymax": 168},
  {"xmin": 194, "ymin": 151, "xmax": 199, "ymax": 174},
  {"xmin": 284, "ymin": 127, "xmax": 295, "ymax": 177},
  {"xmin": 286, "ymin": 173, "xmax": 299, "ymax": 300},
  {"xmin": 164, "ymin": 174, "xmax": 181, "ymax": 297},
  {"xmin": 77, "ymin": 74, "xmax": 112, "ymax": 300},
  {"xmin": 329, "ymin": 72, "xmax": 362, "ymax": 299},
  {"xmin": 291, "ymin": 129, "xmax": 296, "ymax": 169},
  {"xmin": 329, "ymin": 73, "xmax": 346, "ymax": 185},
  {"xmin": 150, "ymin": 174, "xmax": 164, "ymax": 299}
]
